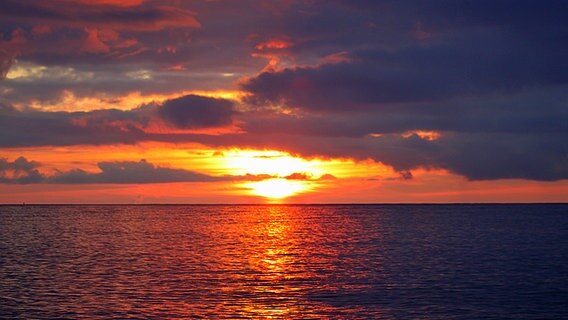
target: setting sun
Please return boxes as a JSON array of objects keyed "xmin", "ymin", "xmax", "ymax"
[
  {"xmin": 217, "ymin": 150, "xmax": 335, "ymax": 200},
  {"xmin": 246, "ymin": 178, "xmax": 309, "ymax": 200}
]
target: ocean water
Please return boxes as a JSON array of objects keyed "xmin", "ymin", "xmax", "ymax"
[{"xmin": 0, "ymin": 204, "xmax": 566, "ymax": 319}]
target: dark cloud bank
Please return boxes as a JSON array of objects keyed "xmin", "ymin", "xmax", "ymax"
[
  {"xmin": 0, "ymin": 157, "xmax": 220, "ymax": 184},
  {"xmin": 0, "ymin": 0, "xmax": 567, "ymax": 182},
  {"xmin": 0, "ymin": 94, "xmax": 235, "ymax": 146},
  {"xmin": 237, "ymin": 0, "xmax": 568, "ymax": 181}
]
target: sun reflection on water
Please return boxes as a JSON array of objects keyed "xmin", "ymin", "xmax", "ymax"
[
  {"xmin": 1, "ymin": 205, "xmax": 386, "ymax": 318},
  {"xmin": 241, "ymin": 207, "xmax": 303, "ymax": 316}
]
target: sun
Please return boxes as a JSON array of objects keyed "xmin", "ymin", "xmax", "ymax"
[
  {"xmin": 208, "ymin": 149, "xmax": 372, "ymax": 201},
  {"xmin": 246, "ymin": 178, "xmax": 308, "ymax": 200},
  {"xmin": 214, "ymin": 150, "xmax": 330, "ymax": 200}
]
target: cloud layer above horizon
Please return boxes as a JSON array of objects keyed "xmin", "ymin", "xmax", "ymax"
[{"xmin": 1, "ymin": 0, "xmax": 567, "ymax": 185}]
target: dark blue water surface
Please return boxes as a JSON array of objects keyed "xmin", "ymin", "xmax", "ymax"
[{"xmin": 1, "ymin": 204, "xmax": 567, "ymax": 319}]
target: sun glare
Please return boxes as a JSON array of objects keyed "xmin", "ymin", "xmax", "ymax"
[
  {"xmin": 220, "ymin": 150, "xmax": 325, "ymax": 177},
  {"xmin": 217, "ymin": 150, "xmax": 326, "ymax": 200},
  {"xmin": 210, "ymin": 149, "xmax": 386, "ymax": 201},
  {"xmin": 246, "ymin": 179, "xmax": 308, "ymax": 200}
]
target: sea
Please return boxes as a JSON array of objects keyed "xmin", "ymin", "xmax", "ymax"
[{"xmin": 0, "ymin": 204, "xmax": 566, "ymax": 319}]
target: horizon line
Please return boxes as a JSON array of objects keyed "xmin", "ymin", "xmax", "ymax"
[{"xmin": 1, "ymin": 202, "xmax": 567, "ymax": 206}]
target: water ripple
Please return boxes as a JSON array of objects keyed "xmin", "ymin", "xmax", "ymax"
[{"xmin": 1, "ymin": 204, "xmax": 567, "ymax": 319}]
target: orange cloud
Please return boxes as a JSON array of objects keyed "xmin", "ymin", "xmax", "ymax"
[
  {"xmin": 252, "ymin": 37, "xmax": 296, "ymax": 70},
  {"xmin": 402, "ymin": 130, "xmax": 442, "ymax": 141},
  {"xmin": 20, "ymin": 89, "xmax": 246, "ymax": 112},
  {"xmin": 81, "ymin": 28, "xmax": 110, "ymax": 53},
  {"xmin": 321, "ymin": 51, "xmax": 352, "ymax": 65},
  {"xmin": 255, "ymin": 38, "xmax": 293, "ymax": 51}
]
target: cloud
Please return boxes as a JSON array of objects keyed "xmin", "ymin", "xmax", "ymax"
[
  {"xmin": 267, "ymin": 132, "xmax": 568, "ymax": 182},
  {"xmin": 0, "ymin": 1, "xmax": 201, "ymax": 83},
  {"xmin": 57, "ymin": 0, "xmax": 145, "ymax": 7},
  {"xmin": 240, "ymin": 87, "xmax": 568, "ymax": 136},
  {"xmin": 157, "ymin": 95, "xmax": 235, "ymax": 129},
  {"xmin": 0, "ymin": 49, "xmax": 14, "ymax": 79},
  {"xmin": 284, "ymin": 172, "xmax": 337, "ymax": 181},
  {"xmin": 0, "ymin": 0, "xmax": 200, "ymax": 32},
  {"xmin": 0, "ymin": 157, "xmax": 260, "ymax": 184},
  {"xmin": 156, "ymin": 129, "xmax": 565, "ymax": 181},
  {"xmin": 49, "ymin": 159, "xmax": 221, "ymax": 184},
  {"xmin": 229, "ymin": 1, "xmax": 568, "ymax": 182},
  {"xmin": 1, "ymin": 89, "xmax": 566, "ymax": 182},
  {"xmin": 0, "ymin": 156, "xmax": 44, "ymax": 184},
  {"xmin": 0, "ymin": 157, "xmax": 332, "ymax": 185},
  {"xmin": 0, "ymin": 0, "xmax": 567, "ymax": 184},
  {"xmin": 242, "ymin": 39, "xmax": 567, "ymax": 113},
  {"xmin": 0, "ymin": 95, "xmax": 235, "ymax": 147}
]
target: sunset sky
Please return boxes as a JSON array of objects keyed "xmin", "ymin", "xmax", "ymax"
[{"xmin": 0, "ymin": 0, "xmax": 566, "ymax": 203}]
